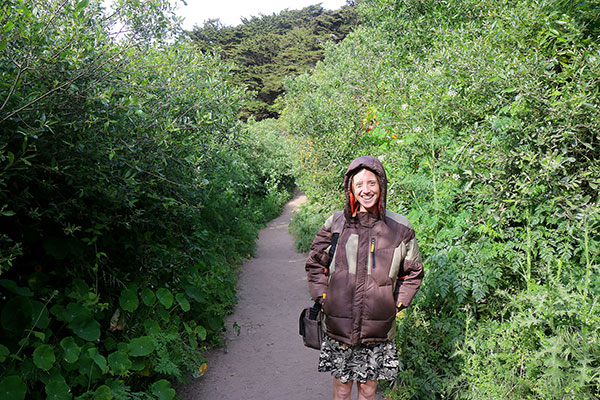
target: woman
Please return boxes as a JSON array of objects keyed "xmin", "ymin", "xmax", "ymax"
[{"xmin": 305, "ymin": 156, "xmax": 424, "ymax": 400}]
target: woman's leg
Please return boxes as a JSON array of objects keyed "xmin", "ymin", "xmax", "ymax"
[
  {"xmin": 332, "ymin": 377, "xmax": 353, "ymax": 400},
  {"xmin": 356, "ymin": 379, "xmax": 377, "ymax": 400}
]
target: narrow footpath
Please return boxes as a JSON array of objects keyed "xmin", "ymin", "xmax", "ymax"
[{"xmin": 180, "ymin": 192, "xmax": 385, "ymax": 400}]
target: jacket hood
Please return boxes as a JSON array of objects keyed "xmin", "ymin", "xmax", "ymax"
[{"xmin": 343, "ymin": 156, "xmax": 388, "ymax": 222}]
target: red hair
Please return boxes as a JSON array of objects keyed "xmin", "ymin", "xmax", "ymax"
[{"xmin": 350, "ymin": 191, "xmax": 358, "ymax": 215}]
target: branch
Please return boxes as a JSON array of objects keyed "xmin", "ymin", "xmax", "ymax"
[
  {"xmin": 0, "ymin": 64, "xmax": 28, "ymax": 113},
  {"xmin": 1, "ymin": 43, "xmax": 130, "ymax": 122},
  {"xmin": 145, "ymin": 103, "xmax": 198, "ymax": 130},
  {"xmin": 39, "ymin": 0, "xmax": 70, "ymax": 37},
  {"xmin": 123, "ymin": 161, "xmax": 196, "ymax": 189},
  {"xmin": 16, "ymin": 290, "xmax": 57, "ymax": 357}
]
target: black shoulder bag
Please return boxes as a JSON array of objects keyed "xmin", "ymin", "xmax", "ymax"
[{"xmin": 299, "ymin": 232, "xmax": 339, "ymax": 350}]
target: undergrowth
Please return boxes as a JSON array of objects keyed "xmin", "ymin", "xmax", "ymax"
[{"xmin": 283, "ymin": 0, "xmax": 600, "ymax": 398}]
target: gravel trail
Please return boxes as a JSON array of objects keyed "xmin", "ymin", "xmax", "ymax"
[{"xmin": 180, "ymin": 192, "xmax": 386, "ymax": 400}]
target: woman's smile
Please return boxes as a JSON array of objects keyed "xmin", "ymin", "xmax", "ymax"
[{"xmin": 351, "ymin": 169, "xmax": 380, "ymax": 213}]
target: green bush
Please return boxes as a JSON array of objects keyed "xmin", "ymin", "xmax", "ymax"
[
  {"xmin": 282, "ymin": 0, "xmax": 600, "ymax": 398},
  {"xmin": 0, "ymin": 0, "xmax": 294, "ymax": 398}
]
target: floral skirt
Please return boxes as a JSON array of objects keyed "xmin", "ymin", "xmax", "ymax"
[{"xmin": 318, "ymin": 334, "xmax": 399, "ymax": 384}]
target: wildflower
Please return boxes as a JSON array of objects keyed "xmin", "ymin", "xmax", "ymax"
[{"xmin": 199, "ymin": 363, "xmax": 208, "ymax": 375}]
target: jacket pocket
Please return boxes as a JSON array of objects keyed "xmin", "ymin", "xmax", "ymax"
[
  {"xmin": 324, "ymin": 269, "xmax": 355, "ymax": 319},
  {"xmin": 371, "ymin": 248, "xmax": 395, "ymax": 286},
  {"xmin": 363, "ymin": 275, "xmax": 396, "ymax": 321}
]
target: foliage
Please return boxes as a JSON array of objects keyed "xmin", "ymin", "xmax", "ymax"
[
  {"xmin": 241, "ymin": 118, "xmax": 297, "ymax": 219},
  {"xmin": 0, "ymin": 0, "xmax": 294, "ymax": 398},
  {"xmin": 282, "ymin": 0, "xmax": 600, "ymax": 398},
  {"xmin": 189, "ymin": 3, "xmax": 359, "ymax": 120}
]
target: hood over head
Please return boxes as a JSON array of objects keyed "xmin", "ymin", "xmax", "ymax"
[{"xmin": 343, "ymin": 156, "xmax": 388, "ymax": 222}]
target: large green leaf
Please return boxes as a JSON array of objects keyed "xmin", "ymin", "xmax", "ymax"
[
  {"xmin": 156, "ymin": 288, "xmax": 173, "ymax": 308},
  {"xmin": 0, "ymin": 344, "xmax": 9, "ymax": 362},
  {"xmin": 45, "ymin": 376, "xmax": 71, "ymax": 400},
  {"xmin": 93, "ymin": 385, "xmax": 113, "ymax": 400},
  {"xmin": 184, "ymin": 286, "xmax": 205, "ymax": 303},
  {"xmin": 143, "ymin": 319, "xmax": 160, "ymax": 336},
  {"xmin": 31, "ymin": 301, "xmax": 50, "ymax": 329},
  {"xmin": 76, "ymin": 346, "xmax": 104, "ymax": 380},
  {"xmin": 175, "ymin": 293, "xmax": 190, "ymax": 312},
  {"xmin": 88, "ymin": 347, "xmax": 108, "ymax": 374},
  {"xmin": 64, "ymin": 302, "xmax": 90, "ymax": 323},
  {"xmin": 0, "ymin": 279, "xmax": 33, "ymax": 297},
  {"xmin": 156, "ymin": 306, "xmax": 170, "ymax": 322},
  {"xmin": 108, "ymin": 351, "xmax": 131, "ymax": 375},
  {"xmin": 70, "ymin": 316, "xmax": 100, "ymax": 341},
  {"xmin": 150, "ymin": 379, "xmax": 175, "ymax": 400},
  {"xmin": 76, "ymin": 0, "xmax": 89, "ymax": 11},
  {"xmin": 130, "ymin": 357, "xmax": 146, "ymax": 371},
  {"xmin": 0, "ymin": 376, "xmax": 26, "ymax": 400},
  {"xmin": 140, "ymin": 288, "xmax": 156, "ymax": 306},
  {"xmin": 33, "ymin": 344, "xmax": 56, "ymax": 371},
  {"xmin": 196, "ymin": 325, "xmax": 207, "ymax": 341},
  {"xmin": 60, "ymin": 337, "xmax": 81, "ymax": 363},
  {"xmin": 119, "ymin": 287, "xmax": 139, "ymax": 312},
  {"xmin": 50, "ymin": 305, "xmax": 67, "ymax": 322},
  {"xmin": 128, "ymin": 336, "xmax": 154, "ymax": 356}
]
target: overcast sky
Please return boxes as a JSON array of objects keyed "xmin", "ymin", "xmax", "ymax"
[{"xmin": 174, "ymin": 0, "xmax": 349, "ymax": 29}]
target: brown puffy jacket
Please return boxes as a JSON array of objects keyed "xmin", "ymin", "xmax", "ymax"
[{"xmin": 305, "ymin": 156, "xmax": 424, "ymax": 345}]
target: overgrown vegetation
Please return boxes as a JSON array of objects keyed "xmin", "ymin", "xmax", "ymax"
[
  {"xmin": 284, "ymin": 0, "xmax": 600, "ymax": 398},
  {"xmin": 3, "ymin": 0, "xmax": 599, "ymax": 398},
  {"xmin": 189, "ymin": 3, "xmax": 358, "ymax": 120},
  {"xmin": 0, "ymin": 0, "xmax": 294, "ymax": 398}
]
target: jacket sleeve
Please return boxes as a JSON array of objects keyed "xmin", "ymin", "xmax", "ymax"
[
  {"xmin": 394, "ymin": 232, "xmax": 424, "ymax": 308},
  {"xmin": 305, "ymin": 214, "xmax": 335, "ymax": 303}
]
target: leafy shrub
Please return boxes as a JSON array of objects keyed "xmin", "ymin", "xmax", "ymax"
[
  {"xmin": 0, "ymin": 1, "xmax": 294, "ymax": 398},
  {"xmin": 282, "ymin": 0, "xmax": 600, "ymax": 398}
]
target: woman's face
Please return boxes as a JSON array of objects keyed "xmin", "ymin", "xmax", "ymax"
[{"xmin": 351, "ymin": 169, "xmax": 380, "ymax": 214}]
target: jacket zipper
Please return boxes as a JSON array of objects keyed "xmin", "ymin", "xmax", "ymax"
[{"xmin": 370, "ymin": 237, "xmax": 376, "ymax": 269}]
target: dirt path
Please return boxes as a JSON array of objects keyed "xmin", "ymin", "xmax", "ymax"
[{"xmin": 180, "ymin": 192, "xmax": 385, "ymax": 400}]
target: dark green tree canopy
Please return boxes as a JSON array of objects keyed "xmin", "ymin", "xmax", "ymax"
[{"xmin": 189, "ymin": 3, "xmax": 359, "ymax": 120}]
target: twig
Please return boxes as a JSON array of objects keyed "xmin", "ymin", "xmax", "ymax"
[
  {"xmin": 15, "ymin": 290, "xmax": 57, "ymax": 357},
  {"xmin": 1, "ymin": 42, "xmax": 127, "ymax": 122},
  {"xmin": 505, "ymin": 383, "xmax": 519, "ymax": 397},
  {"xmin": 39, "ymin": 0, "xmax": 70, "ymax": 37},
  {"xmin": 505, "ymin": 352, "xmax": 526, "ymax": 397},
  {"xmin": 0, "ymin": 65, "xmax": 27, "ymax": 113},
  {"xmin": 123, "ymin": 161, "xmax": 195, "ymax": 188}
]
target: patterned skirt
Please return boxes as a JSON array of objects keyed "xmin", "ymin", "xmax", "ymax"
[{"xmin": 318, "ymin": 334, "xmax": 399, "ymax": 384}]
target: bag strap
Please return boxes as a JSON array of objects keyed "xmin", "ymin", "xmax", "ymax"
[
  {"xmin": 328, "ymin": 233, "xmax": 339, "ymax": 267},
  {"xmin": 308, "ymin": 301, "xmax": 321, "ymax": 320},
  {"xmin": 326, "ymin": 211, "xmax": 344, "ymax": 274},
  {"xmin": 299, "ymin": 310, "xmax": 305, "ymax": 335}
]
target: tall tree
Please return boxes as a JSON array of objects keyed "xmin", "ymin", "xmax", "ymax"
[{"xmin": 189, "ymin": 3, "xmax": 359, "ymax": 120}]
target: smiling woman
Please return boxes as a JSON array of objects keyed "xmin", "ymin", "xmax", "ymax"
[
  {"xmin": 351, "ymin": 169, "xmax": 381, "ymax": 215},
  {"xmin": 305, "ymin": 156, "xmax": 424, "ymax": 400}
]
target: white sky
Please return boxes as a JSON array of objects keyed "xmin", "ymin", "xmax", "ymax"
[{"xmin": 174, "ymin": 0, "xmax": 349, "ymax": 29}]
